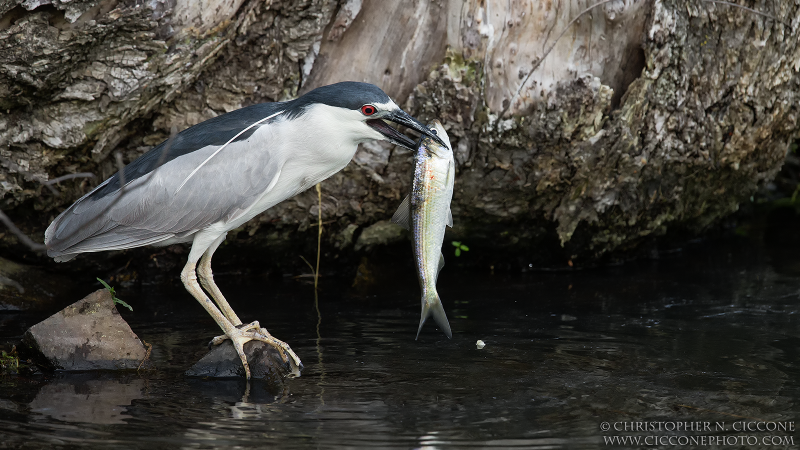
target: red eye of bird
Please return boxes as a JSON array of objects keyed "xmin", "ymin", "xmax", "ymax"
[{"xmin": 361, "ymin": 105, "xmax": 376, "ymax": 116}]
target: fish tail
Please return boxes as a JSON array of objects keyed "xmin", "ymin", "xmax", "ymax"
[{"xmin": 416, "ymin": 291, "xmax": 453, "ymax": 339}]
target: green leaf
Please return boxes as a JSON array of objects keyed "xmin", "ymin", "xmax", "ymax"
[
  {"xmin": 97, "ymin": 277, "xmax": 132, "ymax": 311},
  {"xmin": 455, "ymin": 248, "xmax": 461, "ymax": 257},
  {"xmin": 114, "ymin": 298, "xmax": 133, "ymax": 312},
  {"xmin": 452, "ymin": 241, "xmax": 461, "ymax": 247},
  {"xmin": 96, "ymin": 277, "xmax": 114, "ymax": 295},
  {"xmin": 460, "ymin": 245, "xmax": 469, "ymax": 251}
]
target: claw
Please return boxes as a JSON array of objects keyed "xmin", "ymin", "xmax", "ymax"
[
  {"xmin": 209, "ymin": 334, "xmax": 228, "ymax": 347},
  {"xmin": 210, "ymin": 322, "xmax": 302, "ymax": 379}
]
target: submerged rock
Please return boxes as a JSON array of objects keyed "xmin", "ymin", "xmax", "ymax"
[
  {"xmin": 22, "ymin": 289, "xmax": 148, "ymax": 371},
  {"xmin": 186, "ymin": 341, "xmax": 295, "ymax": 382}
]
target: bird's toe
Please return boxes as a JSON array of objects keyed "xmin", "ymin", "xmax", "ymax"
[{"xmin": 208, "ymin": 334, "xmax": 229, "ymax": 348}]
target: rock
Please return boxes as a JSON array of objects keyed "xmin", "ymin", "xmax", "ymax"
[
  {"xmin": 22, "ymin": 289, "xmax": 148, "ymax": 371},
  {"xmin": 186, "ymin": 341, "xmax": 296, "ymax": 382},
  {"xmin": 354, "ymin": 220, "xmax": 406, "ymax": 251}
]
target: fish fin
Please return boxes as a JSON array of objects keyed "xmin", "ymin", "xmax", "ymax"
[
  {"xmin": 435, "ymin": 252, "xmax": 445, "ymax": 282},
  {"xmin": 446, "ymin": 159, "xmax": 454, "ymax": 184},
  {"xmin": 415, "ymin": 293, "xmax": 452, "ymax": 339},
  {"xmin": 446, "ymin": 160, "xmax": 454, "ymax": 228},
  {"xmin": 390, "ymin": 195, "xmax": 411, "ymax": 230}
]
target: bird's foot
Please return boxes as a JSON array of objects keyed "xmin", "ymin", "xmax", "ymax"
[{"xmin": 209, "ymin": 321, "xmax": 302, "ymax": 379}]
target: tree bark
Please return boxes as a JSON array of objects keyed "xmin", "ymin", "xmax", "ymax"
[{"xmin": 1, "ymin": 0, "xmax": 798, "ymax": 267}]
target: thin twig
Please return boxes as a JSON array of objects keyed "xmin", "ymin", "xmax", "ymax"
[
  {"xmin": 315, "ymin": 183, "xmax": 322, "ymax": 291},
  {"xmin": 56, "ymin": 129, "xmax": 178, "ymax": 244},
  {"xmin": 314, "ymin": 268, "xmax": 324, "ymax": 406},
  {"xmin": 313, "ymin": 184, "xmax": 325, "ymax": 404},
  {"xmin": 115, "ymin": 151, "xmax": 127, "ymax": 186},
  {"xmin": 299, "ymin": 255, "xmax": 316, "ymax": 277},
  {"xmin": 137, "ymin": 340, "xmax": 152, "ymax": 372},
  {"xmin": 308, "ymin": 219, "xmax": 336, "ymax": 227},
  {"xmin": 42, "ymin": 173, "xmax": 96, "ymax": 185},
  {"xmin": 0, "ymin": 210, "xmax": 47, "ymax": 251},
  {"xmin": 42, "ymin": 183, "xmax": 60, "ymax": 196},
  {"xmin": 2, "ymin": 157, "xmax": 94, "ymax": 194},
  {"xmin": 66, "ymin": 129, "xmax": 178, "ymax": 234},
  {"xmin": 702, "ymin": 0, "xmax": 790, "ymax": 27},
  {"xmin": 2, "ymin": 128, "xmax": 178, "ymax": 254},
  {"xmin": 156, "ymin": 126, "xmax": 179, "ymax": 169}
]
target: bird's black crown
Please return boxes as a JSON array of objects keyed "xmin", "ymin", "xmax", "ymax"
[{"xmin": 285, "ymin": 82, "xmax": 392, "ymax": 119}]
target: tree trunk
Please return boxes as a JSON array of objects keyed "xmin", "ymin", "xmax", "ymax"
[{"xmin": 1, "ymin": 0, "xmax": 798, "ymax": 268}]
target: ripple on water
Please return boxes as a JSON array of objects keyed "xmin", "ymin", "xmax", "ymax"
[{"xmin": 1, "ymin": 236, "xmax": 799, "ymax": 448}]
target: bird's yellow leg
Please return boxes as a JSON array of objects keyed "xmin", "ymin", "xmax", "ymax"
[
  {"xmin": 190, "ymin": 233, "xmax": 303, "ymax": 377},
  {"xmin": 197, "ymin": 233, "xmax": 243, "ymax": 326},
  {"xmin": 181, "ymin": 258, "xmax": 255, "ymax": 379}
]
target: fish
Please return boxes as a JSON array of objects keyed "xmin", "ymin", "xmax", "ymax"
[{"xmin": 391, "ymin": 119, "xmax": 454, "ymax": 339}]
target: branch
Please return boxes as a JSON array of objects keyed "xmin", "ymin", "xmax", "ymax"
[
  {"xmin": 44, "ymin": 129, "xmax": 179, "ymax": 250},
  {"xmin": 1, "ymin": 128, "xmax": 178, "ymax": 254},
  {"xmin": 3, "ymin": 156, "xmax": 95, "ymax": 194},
  {"xmin": 42, "ymin": 173, "xmax": 96, "ymax": 185},
  {"xmin": 0, "ymin": 209, "xmax": 46, "ymax": 252},
  {"xmin": 115, "ymin": 151, "xmax": 127, "ymax": 186}
]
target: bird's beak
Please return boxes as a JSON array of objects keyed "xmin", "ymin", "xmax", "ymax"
[{"xmin": 367, "ymin": 109, "xmax": 448, "ymax": 150}]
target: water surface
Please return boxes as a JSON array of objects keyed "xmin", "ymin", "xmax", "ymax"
[{"xmin": 1, "ymin": 232, "xmax": 798, "ymax": 448}]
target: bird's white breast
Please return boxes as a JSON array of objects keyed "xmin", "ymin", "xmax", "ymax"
[{"xmin": 220, "ymin": 103, "xmax": 370, "ymax": 231}]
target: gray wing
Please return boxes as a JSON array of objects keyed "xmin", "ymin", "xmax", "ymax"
[{"xmin": 45, "ymin": 126, "xmax": 284, "ymax": 259}]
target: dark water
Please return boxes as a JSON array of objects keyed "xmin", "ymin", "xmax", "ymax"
[{"xmin": 1, "ymin": 228, "xmax": 799, "ymax": 448}]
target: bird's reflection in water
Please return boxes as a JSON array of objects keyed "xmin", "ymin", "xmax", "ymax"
[
  {"xmin": 230, "ymin": 383, "xmax": 263, "ymax": 420},
  {"xmin": 228, "ymin": 380, "xmax": 291, "ymax": 420},
  {"xmin": 417, "ymin": 431, "xmax": 444, "ymax": 450},
  {"xmin": 29, "ymin": 374, "xmax": 144, "ymax": 424},
  {"xmin": 181, "ymin": 378, "xmax": 285, "ymax": 442}
]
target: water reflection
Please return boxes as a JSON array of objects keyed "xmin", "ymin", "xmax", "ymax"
[
  {"xmin": 184, "ymin": 378, "xmax": 284, "ymax": 420},
  {"xmin": 29, "ymin": 374, "xmax": 144, "ymax": 424},
  {"xmin": 0, "ymin": 231, "xmax": 798, "ymax": 447}
]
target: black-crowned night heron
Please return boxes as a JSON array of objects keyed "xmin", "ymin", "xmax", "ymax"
[{"xmin": 45, "ymin": 82, "xmax": 444, "ymax": 379}]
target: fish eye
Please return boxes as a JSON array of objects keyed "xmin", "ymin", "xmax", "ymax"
[
  {"xmin": 430, "ymin": 129, "xmax": 438, "ymax": 135},
  {"xmin": 361, "ymin": 105, "xmax": 376, "ymax": 116}
]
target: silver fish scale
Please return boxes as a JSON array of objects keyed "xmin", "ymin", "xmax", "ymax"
[
  {"xmin": 390, "ymin": 120, "xmax": 454, "ymax": 338},
  {"xmin": 411, "ymin": 140, "xmax": 453, "ymax": 292}
]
